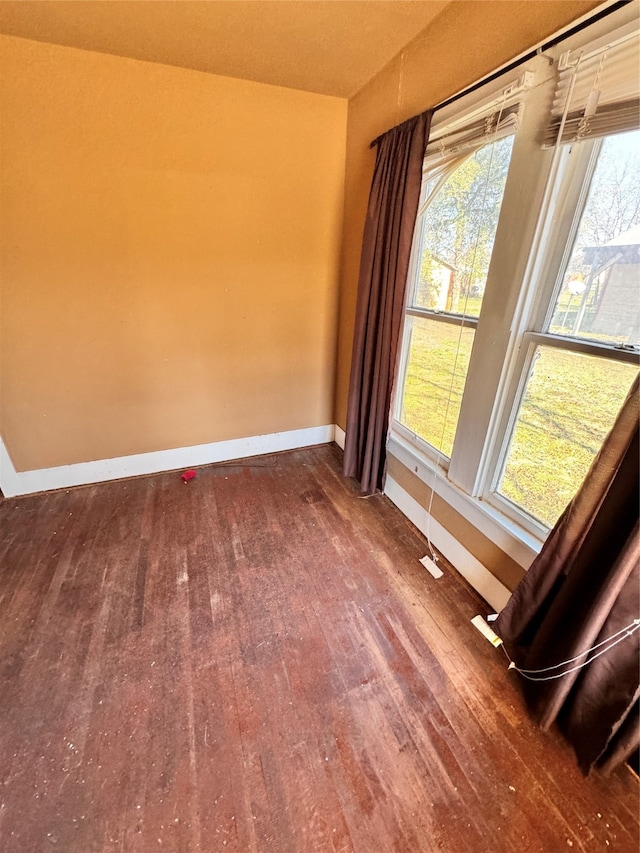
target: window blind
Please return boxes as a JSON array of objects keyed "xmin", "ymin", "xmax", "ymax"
[
  {"xmin": 423, "ymin": 74, "xmax": 532, "ymax": 170},
  {"xmin": 543, "ymin": 20, "xmax": 640, "ymax": 147},
  {"xmin": 425, "ymin": 103, "xmax": 521, "ymax": 158}
]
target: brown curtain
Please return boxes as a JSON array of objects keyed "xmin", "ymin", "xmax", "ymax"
[
  {"xmin": 343, "ymin": 111, "xmax": 432, "ymax": 494},
  {"xmin": 496, "ymin": 374, "xmax": 640, "ymax": 775}
]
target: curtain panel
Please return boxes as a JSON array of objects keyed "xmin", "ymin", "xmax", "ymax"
[
  {"xmin": 496, "ymin": 374, "xmax": 640, "ymax": 774},
  {"xmin": 343, "ymin": 111, "xmax": 432, "ymax": 494}
]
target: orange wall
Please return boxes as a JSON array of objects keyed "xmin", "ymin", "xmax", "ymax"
[
  {"xmin": 0, "ymin": 35, "xmax": 347, "ymax": 470},
  {"xmin": 334, "ymin": 0, "xmax": 602, "ymax": 429}
]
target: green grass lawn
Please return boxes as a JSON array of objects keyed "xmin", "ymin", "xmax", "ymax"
[
  {"xmin": 400, "ymin": 318, "xmax": 474, "ymax": 458},
  {"xmin": 399, "ymin": 321, "xmax": 638, "ymax": 528}
]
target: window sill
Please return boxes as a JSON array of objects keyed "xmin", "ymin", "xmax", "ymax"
[{"xmin": 387, "ymin": 429, "xmax": 542, "ymax": 571}]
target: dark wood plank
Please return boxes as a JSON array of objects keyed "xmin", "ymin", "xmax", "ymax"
[{"xmin": 0, "ymin": 444, "xmax": 637, "ymax": 852}]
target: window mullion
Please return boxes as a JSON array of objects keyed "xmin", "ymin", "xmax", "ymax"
[{"xmin": 447, "ymin": 61, "xmax": 555, "ymax": 495}]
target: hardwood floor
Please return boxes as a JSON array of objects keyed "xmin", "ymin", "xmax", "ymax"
[{"xmin": 0, "ymin": 444, "xmax": 637, "ymax": 852}]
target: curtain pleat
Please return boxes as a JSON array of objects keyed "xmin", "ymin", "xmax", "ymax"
[
  {"xmin": 496, "ymin": 374, "xmax": 640, "ymax": 774},
  {"xmin": 343, "ymin": 111, "xmax": 432, "ymax": 494}
]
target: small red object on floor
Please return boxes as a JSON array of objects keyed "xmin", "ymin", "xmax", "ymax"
[{"xmin": 181, "ymin": 469, "xmax": 197, "ymax": 483}]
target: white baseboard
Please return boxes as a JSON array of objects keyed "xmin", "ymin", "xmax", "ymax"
[
  {"xmin": 2, "ymin": 426, "xmax": 511, "ymax": 611},
  {"xmin": 384, "ymin": 474, "xmax": 512, "ymax": 612},
  {"xmin": 0, "ymin": 425, "xmax": 335, "ymax": 498}
]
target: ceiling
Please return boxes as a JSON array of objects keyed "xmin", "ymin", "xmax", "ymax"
[{"xmin": 0, "ymin": 1, "xmax": 452, "ymax": 98}]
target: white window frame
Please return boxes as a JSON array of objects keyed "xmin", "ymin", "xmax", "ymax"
[
  {"xmin": 483, "ymin": 134, "xmax": 640, "ymax": 534},
  {"xmin": 389, "ymin": 2, "xmax": 640, "ymax": 555}
]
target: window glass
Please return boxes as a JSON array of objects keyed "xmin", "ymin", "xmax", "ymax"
[
  {"xmin": 398, "ymin": 135, "xmax": 515, "ymax": 458},
  {"xmin": 497, "ymin": 346, "xmax": 638, "ymax": 527},
  {"xmin": 548, "ymin": 130, "xmax": 640, "ymax": 346},
  {"xmin": 398, "ymin": 318, "xmax": 474, "ymax": 457},
  {"xmin": 412, "ymin": 136, "xmax": 514, "ymax": 318}
]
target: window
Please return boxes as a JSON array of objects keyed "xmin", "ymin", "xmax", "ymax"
[
  {"xmin": 393, "ymin": 8, "xmax": 640, "ymax": 540},
  {"xmin": 495, "ymin": 130, "xmax": 640, "ymax": 528},
  {"xmin": 398, "ymin": 135, "xmax": 514, "ymax": 457}
]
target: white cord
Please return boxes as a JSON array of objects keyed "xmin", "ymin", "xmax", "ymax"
[
  {"xmin": 500, "ymin": 618, "xmax": 640, "ymax": 682},
  {"xmin": 509, "ymin": 620, "xmax": 640, "ymax": 673}
]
